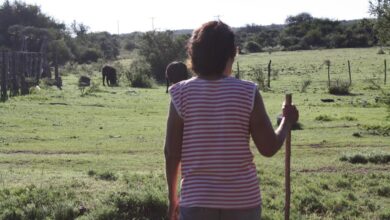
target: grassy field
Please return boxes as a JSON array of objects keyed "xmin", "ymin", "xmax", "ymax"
[{"xmin": 0, "ymin": 48, "xmax": 390, "ymax": 220}]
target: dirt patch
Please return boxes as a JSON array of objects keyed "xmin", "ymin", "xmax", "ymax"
[{"xmin": 298, "ymin": 166, "xmax": 390, "ymax": 174}]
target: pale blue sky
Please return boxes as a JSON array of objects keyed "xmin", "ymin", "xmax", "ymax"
[{"xmin": 21, "ymin": 0, "xmax": 372, "ymax": 33}]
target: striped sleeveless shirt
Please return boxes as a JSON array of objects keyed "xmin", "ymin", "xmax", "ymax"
[{"xmin": 169, "ymin": 76, "xmax": 261, "ymax": 209}]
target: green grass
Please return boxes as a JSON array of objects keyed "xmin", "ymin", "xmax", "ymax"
[{"xmin": 0, "ymin": 48, "xmax": 389, "ymax": 219}]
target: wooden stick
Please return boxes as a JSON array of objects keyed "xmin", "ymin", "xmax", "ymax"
[
  {"xmin": 348, "ymin": 60, "xmax": 352, "ymax": 86},
  {"xmin": 267, "ymin": 60, "xmax": 272, "ymax": 88},
  {"xmin": 385, "ymin": 59, "xmax": 387, "ymax": 85},
  {"xmin": 284, "ymin": 94, "xmax": 292, "ymax": 220}
]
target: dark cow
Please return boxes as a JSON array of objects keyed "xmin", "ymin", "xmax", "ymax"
[
  {"xmin": 165, "ymin": 61, "xmax": 189, "ymax": 93},
  {"xmin": 102, "ymin": 65, "xmax": 117, "ymax": 86}
]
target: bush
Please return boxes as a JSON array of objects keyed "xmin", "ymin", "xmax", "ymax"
[
  {"xmin": 124, "ymin": 41, "xmax": 137, "ymax": 51},
  {"xmin": 329, "ymin": 79, "xmax": 351, "ymax": 95},
  {"xmin": 315, "ymin": 115, "xmax": 333, "ymax": 122},
  {"xmin": 349, "ymin": 154, "xmax": 368, "ymax": 164},
  {"xmin": 78, "ymin": 48, "xmax": 102, "ymax": 64},
  {"xmin": 300, "ymin": 79, "xmax": 312, "ymax": 92},
  {"xmin": 245, "ymin": 41, "xmax": 262, "ymax": 53},
  {"xmin": 0, "ymin": 185, "xmax": 79, "ymax": 219},
  {"xmin": 91, "ymin": 173, "xmax": 168, "ymax": 220},
  {"xmin": 97, "ymin": 171, "xmax": 117, "ymax": 181},
  {"xmin": 361, "ymin": 124, "xmax": 390, "ymax": 136},
  {"xmin": 126, "ymin": 58, "xmax": 155, "ymax": 88},
  {"xmin": 247, "ymin": 65, "xmax": 266, "ymax": 90},
  {"xmin": 340, "ymin": 152, "xmax": 390, "ymax": 164},
  {"xmin": 138, "ymin": 31, "xmax": 188, "ymax": 81},
  {"xmin": 87, "ymin": 170, "xmax": 96, "ymax": 176},
  {"xmin": 377, "ymin": 186, "xmax": 390, "ymax": 198},
  {"xmin": 380, "ymin": 212, "xmax": 390, "ymax": 220},
  {"xmin": 298, "ymin": 193, "xmax": 326, "ymax": 215},
  {"xmin": 341, "ymin": 116, "xmax": 357, "ymax": 121},
  {"xmin": 377, "ymin": 47, "xmax": 386, "ymax": 54}
]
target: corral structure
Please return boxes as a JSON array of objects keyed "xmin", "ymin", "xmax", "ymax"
[{"xmin": 0, "ymin": 50, "xmax": 60, "ymax": 101}]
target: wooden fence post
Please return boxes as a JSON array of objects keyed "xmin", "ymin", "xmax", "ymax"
[
  {"xmin": 267, "ymin": 60, "xmax": 272, "ymax": 88},
  {"xmin": 325, "ymin": 60, "xmax": 331, "ymax": 87},
  {"xmin": 14, "ymin": 52, "xmax": 20, "ymax": 96},
  {"xmin": 1, "ymin": 51, "xmax": 8, "ymax": 101},
  {"xmin": 20, "ymin": 53, "xmax": 28, "ymax": 95},
  {"xmin": 385, "ymin": 59, "xmax": 387, "ymax": 85},
  {"xmin": 54, "ymin": 53, "xmax": 61, "ymax": 88},
  {"xmin": 236, "ymin": 61, "xmax": 240, "ymax": 79},
  {"xmin": 348, "ymin": 60, "xmax": 352, "ymax": 86}
]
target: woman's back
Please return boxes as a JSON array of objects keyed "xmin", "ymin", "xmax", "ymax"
[{"xmin": 170, "ymin": 76, "xmax": 261, "ymax": 209}]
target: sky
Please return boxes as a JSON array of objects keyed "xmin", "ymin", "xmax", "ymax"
[{"xmin": 20, "ymin": 0, "xmax": 373, "ymax": 34}]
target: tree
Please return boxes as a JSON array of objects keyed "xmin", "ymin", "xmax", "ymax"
[
  {"xmin": 0, "ymin": 0, "xmax": 65, "ymax": 50},
  {"xmin": 369, "ymin": 0, "xmax": 390, "ymax": 45},
  {"xmin": 245, "ymin": 41, "xmax": 262, "ymax": 53},
  {"xmin": 138, "ymin": 31, "xmax": 188, "ymax": 81}
]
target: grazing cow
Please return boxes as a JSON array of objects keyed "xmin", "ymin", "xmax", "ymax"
[
  {"xmin": 102, "ymin": 65, "xmax": 117, "ymax": 86},
  {"xmin": 165, "ymin": 61, "xmax": 189, "ymax": 93}
]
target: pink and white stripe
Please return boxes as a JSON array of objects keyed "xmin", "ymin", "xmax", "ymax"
[{"xmin": 169, "ymin": 76, "xmax": 261, "ymax": 209}]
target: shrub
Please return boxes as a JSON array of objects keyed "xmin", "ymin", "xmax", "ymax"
[
  {"xmin": 341, "ymin": 116, "xmax": 357, "ymax": 121},
  {"xmin": 340, "ymin": 152, "xmax": 390, "ymax": 164},
  {"xmin": 126, "ymin": 58, "xmax": 155, "ymax": 88},
  {"xmin": 130, "ymin": 73, "xmax": 155, "ymax": 88},
  {"xmin": 124, "ymin": 41, "xmax": 137, "ymax": 51},
  {"xmin": 315, "ymin": 115, "xmax": 333, "ymax": 122},
  {"xmin": 97, "ymin": 171, "xmax": 117, "ymax": 181},
  {"xmin": 92, "ymin": 173, "xmax": 168, "ymax": 220},
  {"xmin": 80, "ymin": 80, "xmax": 101, "ymax": 97},
  {"xmin": 87, "ymin": 170, "xmax": 96, "ymax": 177},
  {"xmin": 329, "ymin": 79, "xmax": 351, "ymax": 95},
  {"xmin": 53, "ymin": 203, "xmax": 79, "ymax": 220},
  {"xmin": 377, "ymin": 47, "xmax": 386, "ymax": 54},
  {"xmin": 349, "ymin": 154, "xmax": 368, "ymax": 164},
  {"xmin": 247, "ymin": 65, "xmax": 266, "ymax": 90},
  {"xmin": 138, "ymin": 31, "xmax": 188, "ymax": 81},
  {"xmin": 361, "ymin": 124, "xmax": 390, "ymax": 136},
  {"xmin": 298, "ymin": 193, "xmax": 326, "ymax": 215},
  {"xmin": 300, "ymin": 80, "xmax": 312, "ymax": 93},
  {"xmin": 336, "ymin": 180, "xmax": 352, "ymax": 189},
  {"xmin": 368, "ymin": 154, "xmax": 390, "ymax": 164},
  {"xmin": 245, "ymin": 41, "xmax": 262, "ymax": 53},
  {"xmin": 78, "ymin": 48, "xmax": 102, "ymax": 64},
  {"xmin": 0, "ymin": 185, "xmax": 79, "ymax": 219},
  {"xmin": 380, "ymin": 212, "xmax": 390, "ymax": 220},
  {"xmin": 377, "ymin": 186, "xmax": 390, "ymax": 198}
]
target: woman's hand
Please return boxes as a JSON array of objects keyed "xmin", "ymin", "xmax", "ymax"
[
  {"xmin": 168, "ymin": 199, "xmax": 179, "ymax": 220},
  {"xmin": 282, "ymin": 102, "xmax": 299, "ymax": 125}
]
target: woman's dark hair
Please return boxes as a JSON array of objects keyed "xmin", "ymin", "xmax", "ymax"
[{"xmin": 187, "ymin": 21, "xmax": 236, "ymax": 77}]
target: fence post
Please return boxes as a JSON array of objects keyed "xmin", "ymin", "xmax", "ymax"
[
  {"xmin": 385, "ymin": 59, "xmax": 387, "ymax": 85},
  {"xmin": 14, "ymin": 52, "xmax": 20, "ymax": 96},
  {"xmin": 267, "ymin": 60, "xmax": 272, "ymax": 88},
  {"xmin": 20, "ymin": 53, "xmax": 28, "ymax": 95},
  {"xmin": 54, "ymin": 53, "xmax": 61, "ymax": 89},
  {"xmin": 348, "ymin": 60, "xmax": 352, "ymax": 86},
  {"xmin": 326, "ymin": 61, "xmax": 331, "ymax": 87},
  {"xmin": 1, "ymin": 52, "xmax": 8, "ymax": 101},
  {"xmin": 236, "ymin": 61, "xmax": 240, "ymax": 79}
]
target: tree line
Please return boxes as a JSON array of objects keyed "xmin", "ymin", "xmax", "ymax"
[
  {"xmin": 1, "ymin": 0, "xmax": 390, "ymax": 82},
  {"xmin": 237, "ymin": 14, "xmax": 378, "ymax": 52}
]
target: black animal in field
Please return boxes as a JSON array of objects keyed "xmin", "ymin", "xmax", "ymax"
[
  {"xmin": 102, "ymin": 65, "xmax": 117, "ymax": 86},
  {"xmin": 165, "ymin": 61, "xmax": 189, "ymax": 93}
]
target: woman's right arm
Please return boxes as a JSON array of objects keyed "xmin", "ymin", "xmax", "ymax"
[{"xmin": 250, "ymin": 90, "xmax": 298, "ymax": 157}]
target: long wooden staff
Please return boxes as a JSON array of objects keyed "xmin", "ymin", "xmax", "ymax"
[{"xmin": 284, "ymin": 94, "xmax": 292, "ymax": 220}]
